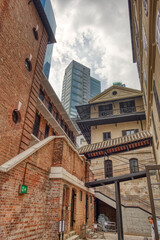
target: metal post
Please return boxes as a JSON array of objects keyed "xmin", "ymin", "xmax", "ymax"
[
  {"xmin": 146, "ymin": 167, "xmax": 159, "ymax": 240},
  {"xmin": 115, "ymin": 181, "xmax": 124, "ymax": 240}
]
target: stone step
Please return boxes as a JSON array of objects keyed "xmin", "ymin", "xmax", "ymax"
[
  {"xmin": 66, "ymin": 235, "xmax": 79, "ymax": 240},
  {"xmin": 64, "ymin": 231, "xmax": 77, "ymax": 240}
]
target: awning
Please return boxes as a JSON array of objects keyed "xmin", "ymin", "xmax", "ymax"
[{"xmin": 78, "ymin": 130, "xmax": 152, "ymax": 159}]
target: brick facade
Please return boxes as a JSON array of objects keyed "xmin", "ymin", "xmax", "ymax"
[
  {"xmin": 0, "ymin": 0, "xmax": 47, "ymax": 164},
  {"xmin": 0, "ymin": 0, "xmax": 77, "ymax": 166},
  {"xmin": 0, "ymin": 137, "xmax": 94, "ymax": 240}
]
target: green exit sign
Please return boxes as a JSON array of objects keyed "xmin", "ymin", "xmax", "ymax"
[{"xmin": 19, "ymin": 184, "xmax": 28, "ymax": 194}]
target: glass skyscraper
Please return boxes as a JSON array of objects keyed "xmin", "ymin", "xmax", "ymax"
[
  {"xmin": 61, "ymin": 60, "xmax": 101, "ymax": 118},
  {"xmin": 40, "ymin": 0, "xmax": 56, "ymax": 79},
  {"xmin": 90, "ymin": 77, "xmax": 101, "ymax": 99}
]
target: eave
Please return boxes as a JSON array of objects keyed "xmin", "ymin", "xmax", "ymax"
[
  {"xmin": 78, "ymin": 130, "xmax": 152, "ymax": 159},
  {"xmin": 76, "ymin": 112, "xmax": 146, "ymax": 144},
  {"xmin": 33, "ymin": 0, "xmax": 56, "ymax": 44}
]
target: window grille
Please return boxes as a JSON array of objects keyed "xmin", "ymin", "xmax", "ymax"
[
  {"xmin": 119, "ymin": 100, "xmax": 135, "ymax": 113},
  {"xmin": 122, "ymin": 129, "xmax": 138, "ymax": 136},
  {"xmin": 103, "ymin": 132, "xmax": 111, "ymax": 141},
  {"xmin": 99, "ymin": 104, "xmax": 113, "ymax": 117},
  {"xmin": 104, "ymin": 160, "xmax": 113, "ymax": 178},
  {"xmin": 129, "ymin": 159, "xmax": 139, "ymax": 173}
]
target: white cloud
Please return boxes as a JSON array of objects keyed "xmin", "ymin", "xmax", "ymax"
[{"xmin": 49, "ymin": 0, "xmax": 140, "ymax": 99}]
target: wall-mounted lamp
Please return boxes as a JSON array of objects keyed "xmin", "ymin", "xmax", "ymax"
[{"xmin": 18, "ymin": 101, "xmax": 22, "ymax": 111}]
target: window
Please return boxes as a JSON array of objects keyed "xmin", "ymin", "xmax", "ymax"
[
  {"xmin": 44, "ymin": 124, "xmax": 49, "ymax": 138},
  {"xmin": 60, "ymin": 119, "xmax": 64, "ymax": 128},
  {"xmin": 33, "ymin": 27, "xmax": 39, "ymax": 40},
  {"xmin": 65, "ymin": 125, "xmax": 68, "ymax": 134},
  {"xmin": 142, "ymin": 25, "xmax": 148, "ymax": 56},
  {"xmin": 142, "ymin": 0, "xmax": 148, "ymax": 16},
  {"xmin": 52, "ymin": 131, "xmax": 55, "ymax": 136},
  {"xmin": 112, "ymin": 91, "xmax": 117, "ymax": 96},
  {"xmin": 32, "ymin": 113, "xmax": 41, "ymax": 137},
  {"xmin": 56, "ymin": 112, "xmax": 59, "ymax": 121},
  {"xmin": 122, "ymin": 129, "xmax": 138, "ymax": 136},
  {"xmin": 39, "ymin": 89, "xmax": 45, "ymax": 102},
  {"xmin": 48, "ymin": 102, "xmax": 52, "ymax": 113},
  {"xmin": 90, "ymin": 196, "xmax": 92, "ymax": 203},
  {"xmin": 129, "ymin": 159, "xmax": 139, "ymax": 173},
  {"xmin": 72, "ymin": 80, "xmax": 82, "ymax": 89},
  {"xmin": 103, "ymin": 132, "xmax": 111, "ymax": 141},
  {"xmin": 12, "ymin": 110, "xmax": 21, "ymax": 124},
  {"xmin": 153, "ymin": 79, "xmax": 160, "ymax": 121},
  {"xmin": 156, "ymin": 11, "xmax": 160, "ymax": 53},
  {"xmin": 104, "ymin": 160, "xmax": 113, "ymax": 178},
  {"xmin": 144, "ymin": 93, "xmax": 147, "ymax": 106},
  {"xmin": 119, "ymin": 100, "xmax": 135, "ymax": 114},
  {"xmin": 99, "ymin": 104, "xmax": 113, "ymax": 117},
  {"xmin": 25, "ymin": 58, "xmax": 32, "ymax": 72},
  {"xmin": 73, "ymin": 68, "xmax": 83, "ymax": 76},
  {"xmin": 143, "ymin": 63, "xmax": 147, "ymax": 88},
  {"xmin": 151, "ymin": 112, "xmax": 158, "ymax": 142},
  {"xmin": 80, "ymin": 191, "xmax": 82, "ymax": 201}
]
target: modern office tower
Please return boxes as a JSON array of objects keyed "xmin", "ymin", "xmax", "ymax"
[
  {"xmin": 90, "ymin": 77, "xmax": 101, "ymax": 99},
  {"xmin": 41, "ymin": 0, "xmax": 57, "ymax": 79},
  {"xmin": 61, "ymin": 60, "xmax": 101, "ymax": 118}
]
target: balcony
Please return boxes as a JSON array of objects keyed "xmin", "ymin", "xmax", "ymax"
[
  {"xmin": 77, "ymin": 105, "xmax": 145, "ymax": 121},
  {"xmin": 76, "ymin": 105, "xmax": 146, "ymax": 144}
]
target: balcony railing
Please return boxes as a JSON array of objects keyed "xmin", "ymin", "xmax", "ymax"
[
  {"xmin": 99, "ymin": 109, "xmax": 113, "ymax": 117},
  {"xmin": 78, "ymin": 105, "xmax": 144, "ymax": 120},
  {"xmin": 120, "ymin": 106, "xmax": 136, "ymax": 114}
]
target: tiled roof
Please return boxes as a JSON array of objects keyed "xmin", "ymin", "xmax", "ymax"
[{"xmin": 78, "ymin": 130, "xmax": 152, "ymax": 157}]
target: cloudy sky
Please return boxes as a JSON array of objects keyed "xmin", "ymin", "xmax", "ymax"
[{"xmin": 49, "ymin": 0, "xmax": 140, "ymax": 99}]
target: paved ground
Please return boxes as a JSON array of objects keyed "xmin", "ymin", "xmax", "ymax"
[
  {"xmin": 90, "ymin": 232, "xmax": 152, "ymax": 240},
  {"xmin": 104, "ymin": 232, "xmax": 152, "ymax": 240}
]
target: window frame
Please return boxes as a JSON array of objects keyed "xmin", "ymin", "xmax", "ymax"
[{"xmin": 129, "ymin": 158, "xmax": 139, "ymax": 173}]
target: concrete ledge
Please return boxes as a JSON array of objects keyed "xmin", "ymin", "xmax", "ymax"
[
  {"xmin": 49, "ymin": 167, "xmax": 94, "ymax": 194},
  {"xmin": 0, "ymin": 136, "xmax": 55, "ymax": 172}
]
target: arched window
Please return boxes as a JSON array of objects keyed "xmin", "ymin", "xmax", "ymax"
[
  {"xmin": 129, "ymin": 158, "xmax": 139, "ymax": 173},
  {"xmin": 104, "ymin": 160, "xmax": 113, "ymax": 178}
]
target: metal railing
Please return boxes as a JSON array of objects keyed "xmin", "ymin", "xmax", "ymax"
[{"xmin": 77, "ymin": 105, "xmax": 145, "ymax": 120}]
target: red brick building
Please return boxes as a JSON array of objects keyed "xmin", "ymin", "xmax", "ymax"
[{"xmin": 0, "ymin": 1, "xmax": 94, "ymax": 239}]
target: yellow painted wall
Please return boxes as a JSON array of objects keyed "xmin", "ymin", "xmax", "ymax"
[
  {"xmin": 91, "ymin": 120, "xmax": 146, "ymax": 144},
  {"xmin": 90, "ymin": 96, "xmax": 144, "ymax": 119}
]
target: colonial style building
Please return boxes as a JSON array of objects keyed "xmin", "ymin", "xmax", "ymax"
[
  {"xmin": 76, "ymin": 85, "xmax": 158, "ymax": 236},
  {"xmin": 0, "ymin": 1, "xmax": 94, "ymax": 239},
  {"xmin": 128, "ymin": 0, "xmax": 160, "ymax": 166}
]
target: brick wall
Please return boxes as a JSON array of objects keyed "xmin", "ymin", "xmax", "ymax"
[
  {"xmin": 19, "ymin": 29, "xmax": 48, "ymax": 153},
  {"xmin": 52, "ymin": 138, "xmax": 86, "ymax": 181},
  {"xmin": 0, "ymin": 0, "xmax": 48, "ymax": 164},
  {"xmin": 0, "ymin": 137, "xmax": 94, "ymax": 240},
  {"xmin": 0, "ymin": 141, "xmax": 53, "ymax": 240}
]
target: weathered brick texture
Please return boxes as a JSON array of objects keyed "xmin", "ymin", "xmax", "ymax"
[
  {"xmin": 0, "ymin": 137, "xmax": 94, "ymax": 240},
  {"xmin": 0, "ymin": 0, "xmax": 47, "ymax": 164}
]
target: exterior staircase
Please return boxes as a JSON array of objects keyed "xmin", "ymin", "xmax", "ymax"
[{"xmin": 64, "ymin": 231, "xmax": 79, "ymax": 240}]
